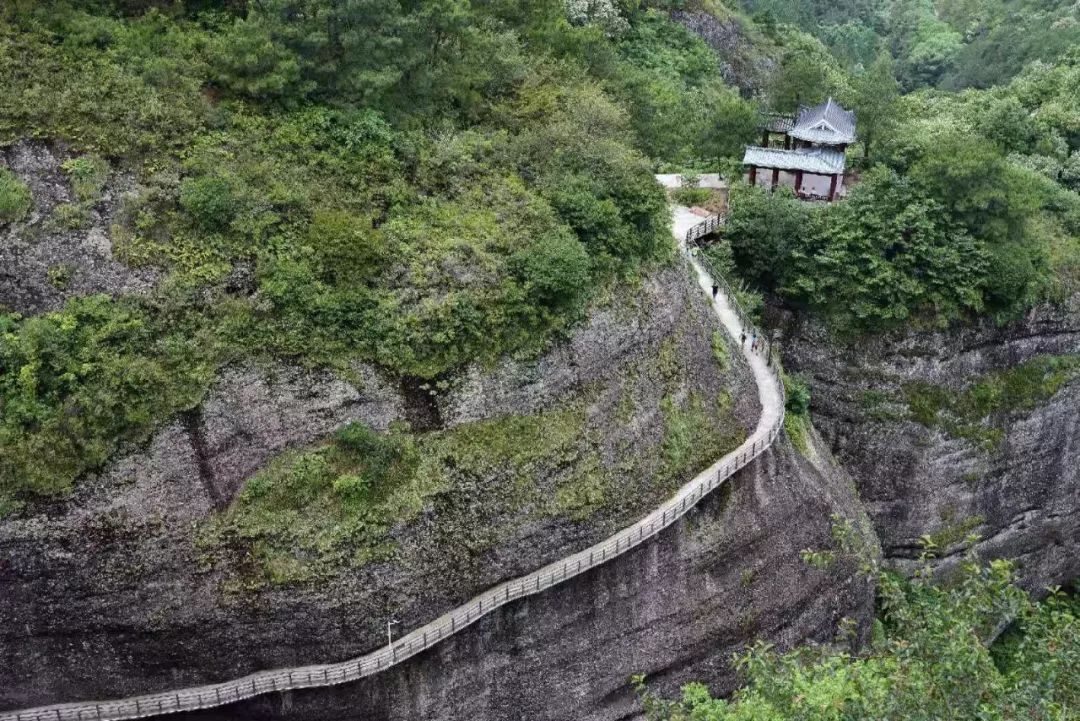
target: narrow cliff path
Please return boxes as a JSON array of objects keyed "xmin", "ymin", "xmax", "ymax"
[
  {"xmin": 3, "ymin": 207, "xmax": 786, "ymax": 721},
  {"xmin": 678, "ymin": 208, "xmax": 783, "ymax": 452}
]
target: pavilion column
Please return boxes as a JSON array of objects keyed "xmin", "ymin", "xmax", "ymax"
[
  {"xmin": 794, "ymin": 170, "xmax": 804, "ymax": 196},
  {"xmin": 770, "ymin": 167, "xmax": 780, "ymax": 190},
  {"xmin": 784, "ymin": 135, "xmax": 791, "ymax": 150},
  {"xmin": 828, "ymin": 173, "xmax": 838, "ymax": 201},
  {"xmin": 761, "ymin": 131, "xmax": 770, "ymax": 148},
  {"xmin": 748, "ymin": 166, "xmax": 757, "ymax": 185}
]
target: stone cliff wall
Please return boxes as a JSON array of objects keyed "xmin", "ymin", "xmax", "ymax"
[
  {"xmin": 782, "ymin": 296, "xmax": 1080, "ymax": 591},
  {"xmin": 168, "ymin": 429, "xmax": 877, "ymax": 721},
  {"xmin": 0, "ymin": 260, "xmax": 768, "ymax": 714}
]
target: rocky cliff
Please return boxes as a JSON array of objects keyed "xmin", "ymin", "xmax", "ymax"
[
  {"xmin": 782, "ymin": 296, "xmax": 1080, "ymax": 592},
  {"xmin": 0, "ymin": 141, "xmax": 157, "ymax": 315},
  {"xmin": 169, "ymin": 429, "xmax": 878, "ymax": 721},
  {"xmin": 669, "ymin": 9, "xmax": 777, "ymax": 96},
  {"xmin": 4, "ymin": 243, "xmax": 868, "ymax": 721}
]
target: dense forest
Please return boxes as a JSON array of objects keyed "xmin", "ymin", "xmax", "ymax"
[{"xmin": 1, "ymin": 0, "xmax": 1079, "ymax": 714}]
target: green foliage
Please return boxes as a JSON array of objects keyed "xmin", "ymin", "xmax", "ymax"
[
  {"xmin": 724, "ymin": 183, "xmax": 811, "ymax": 290},
  {"xmin": 606, "ymin": 10, "xmax": 761, "ymax": 165},
  {"xmin": 202, "ymin": 421, "xmax": 421, "ymax": 585},
  {"xmin": 767, "ymin": 32, "xmax": 848, "ymax": 110},
  {"xmin": 711, "ymin": 330, "xmax": 730, "ymax": 370},
  {"xmin": 783, "ymin": 372, "xmax": 812, "ymax": 415},
  {"xmin": 205, "ymin": 16, "xmax": 309, "ymax": 101},
  {"xmin": 0, "ymin": 10, "xmax": 211, "ymax": 157},
  {"xmin": 786, "ymin": 168, "xmax": 989, "ymax": 328},
  {"xmin": 726, "ymin": 169, "xmax": 991, "ymax": 331},
  {"xmin": 782, "ymin": 372, "xmax": 812, "ymax": 455},
  {"xmin": 637, "ymin": 554, "xmax": 1080, "ymax": 721},
  {"xmin": 842, "ymin": 52, "xmax": 900, "ymax": 160},
  {"xmin": 0, "ymin": 167, "xmax": 31, "ymax": 222},
  {"xmin": 658, "ymin": 391, "xmax": 744, "ymax": 481},
  {"xmin": 61, "ymin": 154, "xmax": 109, "ymax": 202},
  {"xmin": 178, "ymin": 175, "xmax": 238, "ymax": 231},
  {"xmin": 672, "ymin": 186, "xmax": 712, "ymax": 206},
  {"xmin": 0, "ymin": 295, "xmax": 225, "ymax": 501}
]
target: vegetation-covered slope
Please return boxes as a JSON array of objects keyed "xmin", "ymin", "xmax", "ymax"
[{"xmin": 0, "ymin": 0, "xmax": 774, "ymax": 508}]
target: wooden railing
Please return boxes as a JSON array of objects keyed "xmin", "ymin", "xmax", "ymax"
[{"xmin": 2, "ymin": 215, "xmax": 785, "ymax": 721}]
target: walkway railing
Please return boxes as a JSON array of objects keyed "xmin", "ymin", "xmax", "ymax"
[{"xmin": 2, "ymin": 215, "xmax": 786, "ymax": 721}]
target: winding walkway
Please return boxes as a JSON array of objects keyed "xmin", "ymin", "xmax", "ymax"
[{"xmin": 2, "ymin": 208, "xmax": 785, "ymax": 721}]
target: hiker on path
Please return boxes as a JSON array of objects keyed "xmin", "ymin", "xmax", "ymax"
[
  {"xmin": 711, "ymin": 283, "xmax": 718, "ymax": 299},
  {"xmin": 751, "ymin": 332, "xmax": 757, "ymax": 352},
  {"xmin": 740, "ymin": 331, "xmax": 746, "ymax": 347}
]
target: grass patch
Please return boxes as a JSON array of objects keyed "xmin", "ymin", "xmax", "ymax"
[
  {"xmin": 659, "ymin": 391, "xmax": 745, "ymax": 480},
  {"xmin": 0, "ymin": 168, "xmax": 32, "ymax": 223},
  {"xmin": 711, "ymin": 330, "xmax": 730, "ymax": 370},
  {"xmin": 784, "ymin": 412, "xmax": 810, "ymax": 456},
  {"xmin": 202, "ymin": 404, "xmax": 603, "ymax": 586},
  {"xmin": 62, "ymin": 154, "xmax": 109, "ymax": 203},
  {"xmin": 904, "ymin": 355, "xmax": 1080, "ymax": 451},
  {"xmin": 923, "ymin": 515, "xmax": 985, "ymax": 552}
]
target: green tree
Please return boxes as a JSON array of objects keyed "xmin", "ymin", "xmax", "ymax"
[
  {"xmin": 768, "ymin": 51, "xmax": 833, "ymax": 111},
  {"xmin": 636, "ymin": 554, "xmax": 1080, "ymax": 721},
  {"xmin": 723, "ymin": 183, "xmax": 811, "ymax": 291},
  {"xmin": 206, "ymin": 15, "xmax": 309, "ymax": 101},
  {"xmin": 845, "ymin": 52, "xmax": 900, "ymax": 160},
  {"xmin": 783, "ymin": 168, "xmax": 988, "ymax": 328}
]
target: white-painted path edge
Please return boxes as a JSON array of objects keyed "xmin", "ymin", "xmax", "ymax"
[{"xmin": 2, "ymin": 208, "xmax": 785, "ymax": 721}]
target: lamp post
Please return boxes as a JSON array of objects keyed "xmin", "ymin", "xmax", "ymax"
[
  {"xmin": 767, "ymin": 329, "xmax": 780, "ymax": 366},
  {"xmin": 387, "ymin": 618, "xmax": 400, "ymax": 650}
]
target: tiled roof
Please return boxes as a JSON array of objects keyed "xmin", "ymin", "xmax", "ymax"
[
  {"xmin": 760, "ymin": 112, "xmax": 795, "ymax": 133},
  {"xmin": 788, "ymin": 97, "xmax": 856, "ymax": 145},
  {"xmin": 741, "ymin": 146, "xmax": 847, "ymax": 175}
]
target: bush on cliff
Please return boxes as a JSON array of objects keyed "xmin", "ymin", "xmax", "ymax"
[{"xmin": 637, "ymin": 555, "xmax": 1080, "ymax": 720}]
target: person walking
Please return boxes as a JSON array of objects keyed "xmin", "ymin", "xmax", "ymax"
[
  {"xmin": 740, "ymin": 331, "xmax": 746, "ymax": 348},
  {"xmin": 711, "ymin": 283, "xmax": 719, "ymax": 300},
  {"xmin": 751, "ymin": 332, "xmax": 757, "ymax": 352}
]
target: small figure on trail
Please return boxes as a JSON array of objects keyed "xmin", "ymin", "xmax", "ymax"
[
  {"xmin": 711, "ymin": 283, "xmax": 719, "ymax": 299},
  {"xmin": 751, "ymin": 332, "xmax": 758, "ymax": 352},
  {"xmin": 740, "ymin": 331, "xmax": 746, "ymax": 347}
]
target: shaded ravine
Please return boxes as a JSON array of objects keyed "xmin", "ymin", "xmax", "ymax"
[{"xmin": 2, "ymin": 209, "xmax": 785, "ymax": 721}]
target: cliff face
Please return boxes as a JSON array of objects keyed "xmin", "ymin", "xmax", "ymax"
[
  {"xmin": 174, "ymin": 429, "xmax": 876, "ymax": 721},
  {"xmin": 782, "ymin": 296, "xmax": 1080, "ymax": 591},
  {"xmin": 2, "ymin": 258, "xmax": 802, "ymax": 714},
  {"xmin": 0, "ymin": 141, "xmax": 157, "ymax": 315},
  {"xmin": 669, "ymin": 10, "xmax": 777, "ymax": 96}
]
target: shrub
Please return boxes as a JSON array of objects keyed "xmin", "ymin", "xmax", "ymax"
[
  {"xmin": 61, "ymin": 154, "xmax": 109, "ymax": 202},
  {"xmin": 783, "ymin": 372, "xmax": 812, "ymax": 416},
  {"xmin": 0, "ymin": 168, "xmax": 32, "ymax": 223},
  {"xmin": 179, "ymin": 174, "xmax": 238, "ymax": 230},
  {"xmin": 671, "ymin": 186, "xmax": 712, "ymax": 206}
]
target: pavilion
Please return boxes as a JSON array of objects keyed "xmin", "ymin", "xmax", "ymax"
[{"xmin": 742, "ymin": 98, "xmax": 856, "ymax": 201}]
